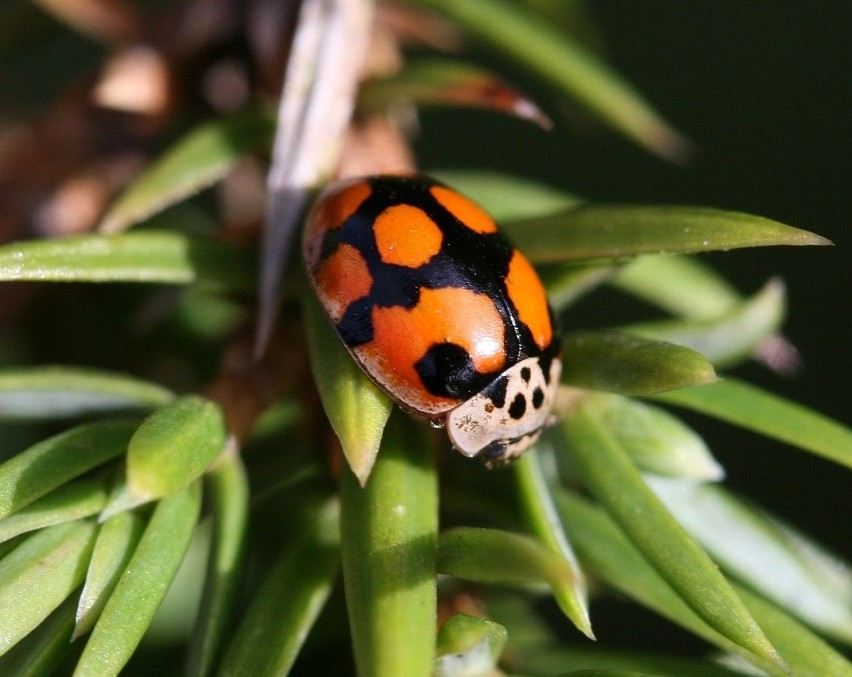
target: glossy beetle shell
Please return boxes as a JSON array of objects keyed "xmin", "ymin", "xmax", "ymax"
[{"xmin": 303, "ymin": 174, "xmax": 560, "ymax": 464}]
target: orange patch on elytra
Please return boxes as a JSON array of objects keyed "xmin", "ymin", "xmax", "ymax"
[
  {"xmin": 505, "ymin": 250, "xmax": 553, "ymax": 351},
  {"xmin": 374, "ymin": 203, "xmax": 443, "ymax": 267},
  {"xmin": 303, "ymin": 180, "xmax": 372, "ymax": 267},
  {"xmin": 357, "ymin": 287, "xmax": 507, "ymax": 414},
  {"xmin": 314, "ymin": 243, "xmax": 372, "ymax": 323},
  {"xmin": 430, "ymin": 185, "xmax": 497, "ymax": 234}
]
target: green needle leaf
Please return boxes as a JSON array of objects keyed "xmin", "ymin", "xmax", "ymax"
[
  {"xmin": 620, "ymin": 278, "xmax": 786, "ymax": 368},
  {"xmin": 430, "ymin": 169, "xmax": 581, "ymax": 222},
  {"xmin": 0, "ymin": 476, "xmax": 109, "ymax": 544},
  {"xmin": 438, "ymin": 527, "xmax": 583, "ymax": 611},
  {"xmin": 360, "ymin": 58, "xmax": 552, "ymax": 129},
  {"xmin": 413, "ymin": 0, "xmax": 690, "ymax": 159},
  {"xmin": 0, "ymin": 366, "xmax": 173, "ymax": 420},
  {"xmin": 0, "ymin": 231, "xmax": 256, "ymax": 290},
  {"xmin": 341, "ymin": 412, "xmax": 438, "ymax": 677},
  {"xmin": 613, "ymin": 254, "xmax": 742, "ymax": 321},
  {"xmin": 562, "ymin": 407, "xmax": 784, "ymax": 669},
  {"xmin": 218, "ymin": 496, "xmax": 339, "ymax": 677},
  {"xmin": 653, "ymin": 377, "xmax": 852, "ymax": 470},
  {"xmin": 0, "ymin": 419, "xmax": 138, "ymax": 521},
  {"xmin": 733, "ymin": 585, "xmax": 852, "ymax": 677},
  {"xmin": 584, "ymin": 393, "xmax": 723, "ymax": 480},
  {"xmin": 434, "ymin": 615, "xmax": 507, "ymax": 677},
  {"xmin": 0, "ymin": 595, "xmax": 77, "ymax": 677},
  {"xmin": 555, "ymin": 491, "xmax": 789, "ymax": 676},
  {"xmin": 560, "ymin": 332, "xmax": 718, "ymax": 396},
  {"xmin": 513, "ymin": 449, "xmax": 593, "ymax": 637},
  {"xmin": 0, "ymin": 520, "xmax": 97, "ymax": 657},
  {"xmin": 302, "ymin": 283, "xmax": 393, "ymax": 485},
  {"xmin": 99, "ymin": 108, "xmax": 276, "ymax": 233},
  {"xmin": 74, "ymin": 480, "xmax": 202, "ymax": 677},
  {"xmin": 647, "ymin": 476, "xmax": 852, "ymax": 643},
  {"xmin": 187, "ymin": 450, "xmax": 249, "ymax": 677},
  {"xmin": 126, "ymin": 395, "xmax": 227, "ymax": 503},
  {"xmin": 74, "ymin": 509, "xmax": 147, "ymax": 640},
  {"xmin": 503, "ymin": 205, "xmax": 830, "ymax": 264}
]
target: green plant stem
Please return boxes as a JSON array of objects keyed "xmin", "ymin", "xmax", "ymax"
[{"xmin": 341, "ymin": 411, "xmax": 438, "ymax": 677}]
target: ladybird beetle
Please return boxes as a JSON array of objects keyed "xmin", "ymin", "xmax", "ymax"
[{"xmin": 303, "ymin": 174, "xmax": 561, "ymax": 465}]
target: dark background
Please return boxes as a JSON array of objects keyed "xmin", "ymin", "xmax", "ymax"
[{"xmin": 418, "ymin": 2, "xmax": 851, "ymax": 559}]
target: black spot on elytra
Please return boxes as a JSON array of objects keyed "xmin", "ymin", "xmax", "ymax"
[
  {"xmin": 520, "ymin": 366, "xmax": 531, "ymax": 382},
  {"xmin": 337, "ymin": 297, "xmax": 374, "ymax": 346},
  {"xmin": 415, "ymin": 343, "xmax": 496, "ymax": 400},
  {"xmin": 532, "ymin": 387, "xmax": 545, "ymax": 409},
  {"xmin": 508, "ymin": 393, "xmax": 527, "ymax": 419}
]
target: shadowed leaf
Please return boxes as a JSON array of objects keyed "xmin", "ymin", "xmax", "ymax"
[
  {"xmin": 513, "ymin": 450, "xmax": 593, "ymax": 637},
  {"xmin": 653, "ymin": 377, "xmax": 852, "ymax": 470},
  {"xmin": 99, "ymin": 109, "xmax": 275, "ymax": 233},
  {"xmin": 360, "ymin": 58, "xmax": 552, "ymax": 128},
  {"xmin": 218, "ymin": 496, "xmax": 339, "ymax": 677},
  {"xmin": 560, "ymin": 332, "xmax": 718, "ymax": 396},
  {"xmin": 413, "ymin": 0, "xmax": 690, "ymax": 159}
]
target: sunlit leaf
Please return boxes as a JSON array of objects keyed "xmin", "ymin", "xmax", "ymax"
[
  {"xmin": 647, "ymin": 476, "xmax": 852, "ymax": 643},
  {"xmin": 341, "ymin": 412, "xmax": 437, "ymax": 677},
  {"xmin": 126, "ymin": 395, "xmax": 227, "ymax": 503},
  {"xmin": 0, "ymin": 419, "xmax": 138, "ymax": 521},
  {"xmin": 99, "ymin": 108, "xmax": 275, "ymax": 233},
  {"xmin": 302, "ymin": 284, "xmax": 393, "ymax": 485},
  {"xmin": 413, "ymin": 0, "xmax": 690, "ymax": 159},
  {"xmin": 0, "ymin": 477, "xmax": 109, "ymax": 544},
  {"xmin": 562, "ymin": 407, "xmax": 783, "ymax": 669},
  {"xmin": 434, "ymin": 615, "xmax": 507, "ymax": 677},
  {"xmin": 583, "ymin": 393, "xmax": 723, "ymax": 480},
  {"xmin": 653, "ymin": 377, "xmax": 852, "ymax": 470},
  {"xmin": 541, "ymin": 262, "xmax": 621, "ymax": 312},
  {"xmin": 503, "ymin": 205, "xmax": 830, "ymax": 264},
  {"xmin": 734, "ymin": 585, "xmax": 852, "ymax": 677},
  {"xmin": 74, "ymin": 481, "xmax": 202, "ymax": 676},
  {"xmin": 74, "ymin": 509, "xmax": 147, "ymax": 640},
  {"xmin": 560, "ymin": 332, "xmax": 717, "ymax": 396},
  {"xmin": 0, "ymin": 366, "xmax": 173, "ymax": 420},
  {"xmin": 218, "ymin": 496, "xmax": 339, "ymax": 677},
  {"xmin": 613, "ymin": 254, "xmax": 742, "ymax": 321},
  {"xmin": 513, "ymin": 449, "xmax": 592, "ymax": 637},
  {"xmin": 187, "ymin": 451, "xmax": 250, "ymax": 677},
  {"xmin": 0, "ymin": 595, "xmax": 77, "ymax": 677},
  {"xmin": 0, "ymin": 520, "xmax": 96, "ymax": 657},
  {"xmin": 360, "ymin": 57, "xmax": 552, "ymax": 128},
  {"xmin": 0, "ymin": 231, "xmax": 256, "ymax": 289},
  {"xmin": 620, "ymin": 278, "xmax": 786, "ymax": 368},
  {"xmin": 555, "ymin": 491, "xmax": 789, "ymax": 677}
]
